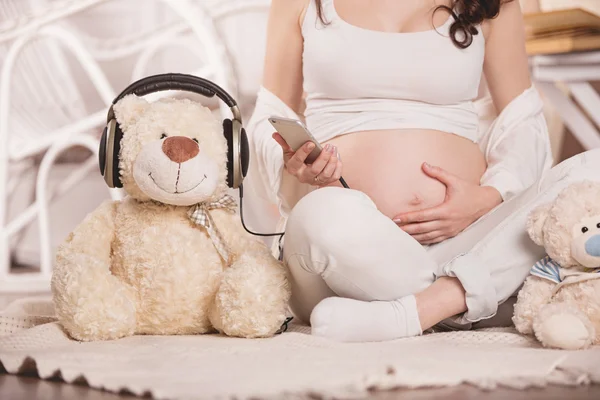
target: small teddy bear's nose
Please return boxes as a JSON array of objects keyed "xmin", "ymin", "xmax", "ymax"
[
  {"xmin": 585, "ymin": 235, "xmax": 600, "ymax": 257},
  {"xmin": 162, "ymin": 136, "xmax": 199, "ymax": 163}
]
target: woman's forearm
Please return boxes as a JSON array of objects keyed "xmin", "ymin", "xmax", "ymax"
[{"xmin": 477, "ymin": 186, "xmax": 503, "ymax": 218}]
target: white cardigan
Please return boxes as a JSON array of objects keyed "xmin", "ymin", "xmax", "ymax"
[{"xmin": 245, "ymin": 84, "xmax": 554, "ymax": 232}]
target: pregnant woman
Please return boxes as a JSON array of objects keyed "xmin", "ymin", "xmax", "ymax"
[{"xmin": 246, "ymin": 0, "xmax": 600, "ymax": 342}]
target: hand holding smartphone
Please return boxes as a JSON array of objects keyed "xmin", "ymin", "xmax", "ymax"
[
  {"xmin": 268, "ymin": 117, "xmax": 323, "ymax": 163},
  {"xmin": 269, "ymin": 116, "xmax": 349, "ymax": 189}
]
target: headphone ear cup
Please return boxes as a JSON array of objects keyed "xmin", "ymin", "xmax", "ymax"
[
  {"xmin": 112, "ymin": 123, "xmax": 123, "ymax": 188},
  {"xmin": 240, "ymin": 127, "xmax": 249, "ymax": 179},
  {"xmin": 222, "ymin": 118, "xmax": 234, "ymax": 188},
  {"xmin": 99, "ymin": 126, "xmax": 108, "ymax": 176}
]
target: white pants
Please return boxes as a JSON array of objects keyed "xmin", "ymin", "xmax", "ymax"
[{"xmin": 282, "ymin": 149, "xmax": 600, "ymax": 329}]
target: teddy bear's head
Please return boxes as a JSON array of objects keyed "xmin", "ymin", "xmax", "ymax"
[
  {"xmin": 111, "ymin": 94, "xmax": 229, "ymax": 206},
  {"xmin": 527, "ymin": 180, "xmax": 600, "ymax": 268}
]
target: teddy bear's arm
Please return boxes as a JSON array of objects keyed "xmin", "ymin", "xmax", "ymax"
[
  {"xmin": 51, "ymin": 200, "xmax": 137, "ymax": 341},
  {"xmin": 512, "ymin": 275, "xmax": 555, "ymax": 335},
  {"xmin": 207, "ymin": 211, "xmax": 291, "ymax": 338}
]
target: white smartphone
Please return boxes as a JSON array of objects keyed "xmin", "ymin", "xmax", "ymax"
[{"xmin": 268, "ymin": 116, "xmax": 323, "ymax": 164}]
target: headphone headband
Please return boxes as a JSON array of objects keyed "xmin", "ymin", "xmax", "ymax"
[
  {"xmin": 101, "ymin": 73, "xmax": 248, "ymax": 191},
  {"xmin": 108, "ymin": 73, "xmax": 242, "ymax": 123}
]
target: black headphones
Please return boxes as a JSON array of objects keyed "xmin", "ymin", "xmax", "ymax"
[{"xmin": 99, "ymin": 73, "xmax": 249, "ymax": 190}]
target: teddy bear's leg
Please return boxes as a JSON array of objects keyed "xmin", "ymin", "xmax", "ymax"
[
  {"xmin": 209, "ymin": 252, "xmax": 291, "ymax": 338},
  {"xmin": 533, "ymin": 303, "xmax": 595, "ymax": 350},
  {"xmin": 51, "ymin": 201, "xmax": 137, "ymax": 342},
  {"xmin": 512, "ymin": 277, "xmax": 555, "ymax": 335}
]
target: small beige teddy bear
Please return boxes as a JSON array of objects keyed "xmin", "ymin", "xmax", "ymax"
[
  {"xmin": 51, "ymin": 94, "xmax": 291, "ymax": 342},
  {"xmin": 513, "ymin": 180, "xmax": 600, "ymax": 350}
]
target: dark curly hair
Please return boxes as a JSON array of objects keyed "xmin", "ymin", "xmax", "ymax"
[{"xmin": 314, "ymin": 0, "xmax": 514, "ymax": 49}]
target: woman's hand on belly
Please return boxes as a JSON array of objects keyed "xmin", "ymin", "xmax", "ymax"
[{"xmin": 393, "ymin": 163, "xmax": 503, "ymax": 245}]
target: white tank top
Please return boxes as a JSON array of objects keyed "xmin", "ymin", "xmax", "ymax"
[{"xmin": 301, "ymin": 0, "xmax": 486, "ymax": 143}]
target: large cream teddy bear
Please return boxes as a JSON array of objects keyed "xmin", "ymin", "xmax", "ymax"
[
  {"xmin": 51, "ymin": 94, "xmax": 291, "ymax": 341},
  {"xmin": 513, "ymin": 181, "xmax": 600, "ymax": 350}
]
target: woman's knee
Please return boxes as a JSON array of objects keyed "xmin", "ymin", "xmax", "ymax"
[
  {"xmin": 283, "ymin": 187, "xmax": 436, "ymax": 300},
  {"xmin": 575, "ymin": 148, "xmax": 600, "ymax": 180},
  {"xmin": 541, "ymin": 148, "xmax": 600, "ymax": 190},
  {"xmin": 284, "ymin": 187, "xmax": 376, "ymax": 258},
  {"xmin": 288, "ymin": 187, "xmax": 375, "ymax": 225}
]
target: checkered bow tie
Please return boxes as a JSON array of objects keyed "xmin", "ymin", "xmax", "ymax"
[{"xmin": 187, "ymin": 194, "xmax": 237, "ymax": 263}]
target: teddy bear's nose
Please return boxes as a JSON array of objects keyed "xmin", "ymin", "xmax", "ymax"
[
  {"xmin": 585, "ymin": 235, "xmax": 600, "ymax": 257},
  {"xmin": 162, "ymin": 136, "xmax": 199, "ymax": 163}
]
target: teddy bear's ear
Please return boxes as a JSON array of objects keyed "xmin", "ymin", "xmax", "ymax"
[
  {"xmin": 112, "ymin": 94, "xmax": 149, "ymax": 127},
  {"xmin": 526, "ymin": 203, "xmax": 552, "ymax": 246}
]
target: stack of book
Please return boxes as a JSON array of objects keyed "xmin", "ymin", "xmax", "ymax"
[{"xmin": 524, "ymin": 8, "xmax": 600, "ymax": 55}]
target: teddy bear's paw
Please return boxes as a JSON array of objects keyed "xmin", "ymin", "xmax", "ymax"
[
  {"xmin": 64, "ymin": 295, "xmax": 137, "ymax": 341},
  {"xmin": 512, "ymin": 300, "xmax": 535, "ymax": 335},
  {"xmin": 533, "ymin": 305, "xmax": 595, "ymax": 350},
  {"xmin": 512, "ymin": 277, "xmax": 556, "ymax": 335},
  {"xmin": 54, "ymin": 272, "xmax": 138, "ymax": 341},
  {"xmin": 209, "ymin": 254, "xmax": 291, "ymax": 338}
]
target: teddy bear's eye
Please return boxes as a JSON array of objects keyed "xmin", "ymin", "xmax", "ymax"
[
  {"xmin": 582, "ymin": 226, "xmax": 589, "ymax": 233},
  {"xmin": 192, "ymin": 138, "xmax": 199, "ymax": 144},
  {"xmin": 597, "ymin": 223, "xmax": 600, "ymax": 229},
  {"xmin": 160, "ymin": 133, "xmax": 167, "ymax": 139}
]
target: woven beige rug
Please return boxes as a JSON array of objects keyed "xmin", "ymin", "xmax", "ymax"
[{"xmin": 1, "ymin": 297, "xmax": 599, "ymax": 400}]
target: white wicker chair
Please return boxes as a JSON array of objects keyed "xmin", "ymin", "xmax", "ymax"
[
  {"xmin": 0, "ymin": 0, "xmax": 120, "ymax": 293},
  {"xmin": 0, "ymin": 0, "xmax": 243, "ymax": 293}
]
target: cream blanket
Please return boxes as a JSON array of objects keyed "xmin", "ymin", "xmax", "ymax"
[{"xmin": 1, "ymin": 297, "xmax": 599, "ymax": 400}]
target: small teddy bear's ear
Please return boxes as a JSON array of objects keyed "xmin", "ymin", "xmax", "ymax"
[
  {"xmin": 526, "ymin": 203, "xmax": 552, "ymax": 246},
  {"xmin": 112, "ymin": 94, "xmax": 149, "ymax": 127}
]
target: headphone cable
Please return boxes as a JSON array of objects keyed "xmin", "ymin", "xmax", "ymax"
[
  {"xmin": 339, "ymin": 176, "xmax": 349, "ymax": 189},
  {"xmin": 238, "ymin": 184, "xmax": 286, "ymax": 239},
  {"xmin": 238, "ymin": 176, "xmax": 349, "ymax": 241}
]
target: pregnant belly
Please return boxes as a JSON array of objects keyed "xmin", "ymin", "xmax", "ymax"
[{"xmin": 322, "ymin": 129, "xmax": 487, "ymax": 219}]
